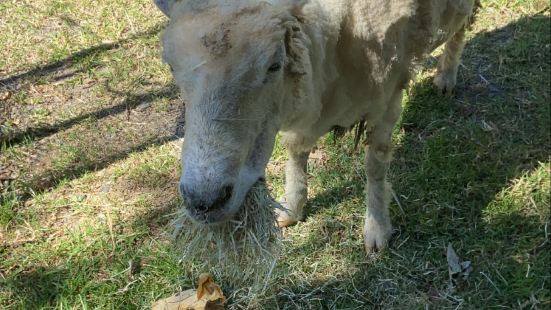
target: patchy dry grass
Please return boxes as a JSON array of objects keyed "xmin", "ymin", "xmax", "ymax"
[{"xmin": 1, "ymin": 0, "xmax": 549, "ymax": 309}]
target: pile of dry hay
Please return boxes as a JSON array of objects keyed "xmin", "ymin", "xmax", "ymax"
[{"xmin": 171, "ymin": 181, "xmax": 282, "ymax": 304}]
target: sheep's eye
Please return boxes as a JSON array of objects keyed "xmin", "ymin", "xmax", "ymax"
[
  {"xmin": 268, "ymin": 62, "xmax": 282, "ymax": 72},
  {"xmin": 168, "ymin": 64, "xmax": 174, "ymax": 72}
]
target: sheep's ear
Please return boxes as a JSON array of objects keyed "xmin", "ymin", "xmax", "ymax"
[
  {"xmin": 154, "ymin": 0, "xmax": 175, "ymax": 17},
  {"xmin": 284, "ymin": 20, "xmax": 309, "ymax": 76}
]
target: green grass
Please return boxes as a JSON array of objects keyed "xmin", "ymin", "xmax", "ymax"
[{"xmin": 0, "ymin": 0, "xmax": 549, "ymax": 309}]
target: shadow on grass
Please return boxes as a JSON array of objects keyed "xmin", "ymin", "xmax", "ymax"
[
  {"xmin": 1, "ymin": 85, "xmax": 178, "ymax": 146},
  {"xmin": 277, "ymin": 13, "xmax": 550, "ymax": 308},
  {"xmin": 0, "ymin": 23, "xmax": 164, "ymax": 90},
  {"xmin": 1, "ymin": 267, "xmax": 69, "ymax": 309},
  {"xmin": 1, "ymin": 180, "xmax": 183, "ymax": 309},
  {"xmin": 0, "ymin": 24, "xmax": 166, "ymax": 146},
  {"xmin": 0, "ymin": 22, "xmax": 185, "ymax": 203},
  {"xmin": 1, "ymin": 81, "xmax": 182, "ymax": 204}
]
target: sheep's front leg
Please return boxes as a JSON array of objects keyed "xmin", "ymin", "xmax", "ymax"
[
  {"xmin": 276, "ymin": 149, "xmax": 309, "ymax": 227},
  {"xmin": 433, "ymin": 27, "xmax": 467, "ymax": 95},
  {"xmin": 364, "ymin": 92, "xmax": 402, "ymax": 253}
]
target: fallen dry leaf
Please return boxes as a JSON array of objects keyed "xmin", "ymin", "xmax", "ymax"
[
  {"xmin": 447, "ymin": 243, "xmax": 474, "ymax": 283},
  {"xmin": 0, "ymin": 91, "xmax": 11, "ymax": 101},
  {"xmin": 196, "ymin": 273, "xmax": 224, "ymax": 301},
  {"xmin": 447, "ymin": 243, "xmax": 462, "ymax": 275},
  {"xmin": 152, "ymin": 273, "xmax": 225, "ymax": 310}
]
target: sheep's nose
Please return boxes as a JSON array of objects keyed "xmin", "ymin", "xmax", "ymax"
[{"xmin": 180, "ymin": 183, "xmax": 233, "ymax": 213}]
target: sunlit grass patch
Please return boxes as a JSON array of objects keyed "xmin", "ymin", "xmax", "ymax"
[
  {"xmin": 112, "ymin": 143, "xmax": 180, "ymax": 192},
  {"xmin": 1, "ymin": 141, "xmax": 186, "ymax": 308},
  {"xmin": 479, "ymin": 163, "xmax": 550, "ymax": 305},
  {"xmin": 485, "ymin": 162, "xmax": 550, "ymax": 220}
]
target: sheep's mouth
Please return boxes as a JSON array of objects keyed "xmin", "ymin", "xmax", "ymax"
[
  {"xmin": 185, "ymin": 206, "xmax": 239, "ymax": 225},
  {"xmin": 186, "ymin": 196, "xmax": 243, "ymax": 224},
  {"xmin": 184, "ymin": 177, "xmax": 265, "ymax": 225}
]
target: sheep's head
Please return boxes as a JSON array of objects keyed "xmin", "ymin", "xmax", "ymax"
[{"xmin": 155, "ymin": 0, "xmax": 308, "ymax": 224}]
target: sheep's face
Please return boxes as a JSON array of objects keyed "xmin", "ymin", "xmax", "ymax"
[{"xmin": 159, "ymin": 2, "xmax": 305, "ymax": 224}]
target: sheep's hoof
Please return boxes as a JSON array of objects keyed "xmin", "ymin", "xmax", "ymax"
[
  {"xmin": 363, "ymin": 215, "xmax": 393, "ymax": 253},
  {"xmin": 275, "ymin": 202, "xmax": 302, "ymax": 227},
  {"xmin": 433, "ymin": 70, "xmax": 457, "ymax": 96}
]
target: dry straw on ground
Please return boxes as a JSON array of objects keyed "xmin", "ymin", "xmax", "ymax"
[{"xmin": 171, "ymin": 181, "xmax": 282, "ymax": 305}]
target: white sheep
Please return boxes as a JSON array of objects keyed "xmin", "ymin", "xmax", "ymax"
[{"xmin": 155, "ymin": 0, "xmax": 479, "ymax": 253}]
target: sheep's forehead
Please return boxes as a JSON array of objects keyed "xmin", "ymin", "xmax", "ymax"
[{"xmin": 164, "ymin": 8, "xmax": 283, "ymax": 69}]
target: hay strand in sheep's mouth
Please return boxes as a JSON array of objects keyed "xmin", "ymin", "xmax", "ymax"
[{"xmin": 171, "ymin": 181, "xmax": 282, "ymax": 303}]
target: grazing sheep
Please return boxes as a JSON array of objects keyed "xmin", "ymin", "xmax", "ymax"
[{"xmin": 154, "ymin": 0, "xmax": 479, "ymax": 253}]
